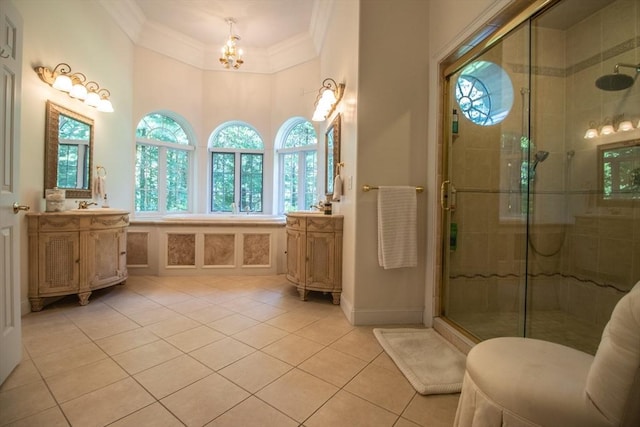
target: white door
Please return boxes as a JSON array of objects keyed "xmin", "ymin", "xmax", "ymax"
[{"xmin": 0, "ymin": 0, "xmax": 24, "ymax": 385}]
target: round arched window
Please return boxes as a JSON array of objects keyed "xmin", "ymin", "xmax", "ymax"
[{"xmin": 455, "ymin": 61, "xmax": 514, "ymax": 126}]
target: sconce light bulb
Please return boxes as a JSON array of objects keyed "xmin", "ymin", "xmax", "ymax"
[{"xmin": 584, "ymin": 128, "xmax": 598, "ymax": 139}]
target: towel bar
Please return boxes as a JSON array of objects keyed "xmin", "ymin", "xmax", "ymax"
[{"xmin": 362, "ymin": 185, "xmax": 424, "ymax": 193}]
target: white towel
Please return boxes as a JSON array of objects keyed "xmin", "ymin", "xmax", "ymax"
[
  {"xmin": 332, "ymin": 174, "xmax": 343, "ymax": 201},
  {"xmin": 377, "ymin": 186, "xmax": 418, "ymax": 269},
  {"xmin": 93, "ymin": 176, "xmax": 106, "ymax": 200}
]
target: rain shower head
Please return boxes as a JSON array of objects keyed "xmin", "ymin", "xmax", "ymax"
[{"xmin": 595, "ymin": 63, "xmax": 640, "ymax": 91}]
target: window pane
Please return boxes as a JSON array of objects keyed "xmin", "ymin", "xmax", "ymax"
[
  {"xmin": 211, "ymin": 152, "xmax": 235, "ymax": 211},
  {"xmin": 304, "ymin": 151, "xmax": 317, "ymax": 209},
  {"xmin": 282, "ymin": 153, "xmax": 299, "ymax": 212},
  {"xmin": 283, "ymin": 121, "xmax": 317, "ymax": 148},
  {"xmin": 57, "ymin": 144, "xmax": 79, "ymax": 188},
  {"xmin": 240, "ymin": 153, "xmax": 263, "ymax": 212},
  {"xmin": 136, "ymin": 113, "xmax": 189, "ymax": 145},
  {"xmin": 212, "ymin": 124, "xmax": 263, "ymax": 149},
  {"xmin": 166, "ymin": 148, "xmax": 189, "ymax": 211},
  {"xmin": 135, "ymin": 144, "xmax": 159, "ymax": 211}
]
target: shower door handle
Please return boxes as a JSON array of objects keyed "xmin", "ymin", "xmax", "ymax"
[{"xmin": 440, "ymin": 180, "xmax": 450, "ymax": 211}]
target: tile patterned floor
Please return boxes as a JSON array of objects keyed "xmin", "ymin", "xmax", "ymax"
[{"xmin": 0, "ymin": 275, "xmax": 459, "ymax": 426}]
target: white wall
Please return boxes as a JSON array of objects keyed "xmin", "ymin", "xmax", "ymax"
[
  {"xmin": 16, "ymin": 0, "xmax": 135, "ymax": 312},
  {"xmin": 133, "ymin": 48, "xmax": 321, "ymax": 215}
]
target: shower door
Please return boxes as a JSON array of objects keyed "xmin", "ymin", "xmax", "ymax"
[
  {"xmin": 441, "ymin": 20, "xmax": 532, "ymax": 340},
  {"xmin": 442, "ymin": 0, "xmax": 640, "ymax": 354}
]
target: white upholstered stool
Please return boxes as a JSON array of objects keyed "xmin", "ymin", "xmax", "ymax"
[{"xmin": 454, "ymin": 282, "xmax": 640, "ymax": 427}]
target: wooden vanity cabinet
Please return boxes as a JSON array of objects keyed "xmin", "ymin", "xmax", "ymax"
[
  {"xmin": 285, "ymin": 213, "xmax": 343, "ymax": 304},
  {"xmin": 27, "ymin": 210, "xmax": 129, "ymax": 311}
]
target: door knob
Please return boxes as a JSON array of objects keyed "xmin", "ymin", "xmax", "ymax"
[{"xmin": 13, "ymin": 202, "xmax": 30, "ymax": 214}]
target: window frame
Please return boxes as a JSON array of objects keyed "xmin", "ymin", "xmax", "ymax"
[
  {"xmin": 208, "ymin": 121, "xmax": 265, "ymax": 214},
  {"xmin": 134, "ymin": 113, "xmax": 195, "ymax": 216},
  {"xmin": 276, "ymin": 118, "xmax": 319, "ymax": 214}
]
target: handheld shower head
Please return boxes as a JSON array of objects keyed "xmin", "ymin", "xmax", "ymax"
[
  {"xmin": 595, "ymin": 63, "xmax": 640, "ymax": 91},
  {"xmin": 532, "ymin": 150, "xmax": 549, "ymax": 170}
]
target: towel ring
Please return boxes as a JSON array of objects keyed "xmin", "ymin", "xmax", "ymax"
[{"xmin": 96, "ymin": 166, "xmax": 107, "ymax": 177}]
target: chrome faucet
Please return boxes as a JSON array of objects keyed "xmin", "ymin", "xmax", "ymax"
[{"xmin": 77, "ymin": 201, "xmax": 97, "ymax": 209}]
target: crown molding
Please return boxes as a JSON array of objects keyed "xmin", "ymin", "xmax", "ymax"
[{"xmin": 98, "ymin": 0, "xmax": 325, "ymax": 74}]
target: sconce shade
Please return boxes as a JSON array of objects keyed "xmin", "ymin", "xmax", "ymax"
[
  {"xmin": 600, "ymin": 124, "xmax": 615, "ymax": 135},
  {"xmin": 52, "ymin": 74, "xmax": 72, "ymax": 92},
  {"xmin": 618, "ymin": 120, "xmax": 634, "ymax": 132},
  {"xmin": 69, "ymin": 83, "xmax": 87, "ymax": 100},
  {"xmin": 312, "ymin": 78, "xmax": 345, "ymax": 122},
  {"xmin": 584, "ymin": 128, "xmax": 599, "ymax": 139},
  {"xmin": 97, "ymin": 98, "xmax": 114, "ymax": 113},
  {"xmin": 85, "ymin": 91, "xmax": 101, "ymax": 107}
]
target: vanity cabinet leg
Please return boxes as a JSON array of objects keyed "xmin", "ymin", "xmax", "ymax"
[
  {"xmin": 29, "ymin": 298, "xmax": 44, "ymax": 312},
  {"xmin": 331, "ymin": 292, "xmax": 341, "ymax": 305},
  {"xmin": 298, "ymin": 288, "xmax": 308, "ymax": 301},
  {"xmin": 78, "ymin": 291, "xmax": 91, "ymax": 306}
]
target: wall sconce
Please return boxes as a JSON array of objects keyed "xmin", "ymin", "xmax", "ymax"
[
  {"xmin": 584, "ymin": 115, "xmax": 637, "ymax": 139},
  {"xmin": 34, "ymin": 63, "xmax": 114, "ymax": 112},
  {"xmin": 312, "ymin": 78, "xmax": 345, "ymax": 122}
]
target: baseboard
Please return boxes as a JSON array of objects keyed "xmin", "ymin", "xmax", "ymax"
[{"xmin": 351, "ymin": 307, "xmax": 424, "ymax": 326}]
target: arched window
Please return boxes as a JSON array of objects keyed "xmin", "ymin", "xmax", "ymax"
[
  {"xmin": 135, "ymin": 113, "xmax": 194, "ymax": 214},
  {"xmin": 209, "ymin": 122, "xmax": 264, "ymax": 213},
  {"xmin": 276, "ymin": 118, "xmax": 318, "ymax": 213},
  {"xmin": 455, "ymin": 60, "xmax": 514, "ymax": 126}
]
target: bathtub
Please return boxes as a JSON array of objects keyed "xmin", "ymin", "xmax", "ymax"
[
  {"xmin": 161, "ymin": 213, "xmax": 286, "ymax": 224},
  {"xmin": 128, "ymin": 214, "xmax": 286, "ymax": 276}
]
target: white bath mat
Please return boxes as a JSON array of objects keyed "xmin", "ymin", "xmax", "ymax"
[{"xmin": 373, "ymin": 328, "xmax": 466, "ymax": 395}]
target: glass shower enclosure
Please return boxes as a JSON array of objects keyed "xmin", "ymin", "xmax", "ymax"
[{"xmin": 441, "ymin": 0, "xmax": 640, "ymax": 354}]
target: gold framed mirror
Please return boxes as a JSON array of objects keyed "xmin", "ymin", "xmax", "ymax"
[
  {"xmin": 44, "ymin": 101, "xmax": 94, "ymax": 199},
  {"xmin": 325, "ymin": 114, "xmax": 341, "ymax": 195}
]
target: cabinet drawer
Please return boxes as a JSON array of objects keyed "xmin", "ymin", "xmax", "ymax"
[
  {"xmin": 36, "ymin": 216, "xmax": 81, "ymax": 232},
  {"xmin": 88, "ymin": 214, "xmax": 129, "ymax": 230},
  {"xmin": 307, "ymin": 216, "xmax": 342, "ymax": 232}
]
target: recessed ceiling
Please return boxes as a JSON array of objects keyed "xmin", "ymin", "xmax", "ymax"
[{"xmin": 99, "ymin": 0, "xmax": 328, "ymax": 73}]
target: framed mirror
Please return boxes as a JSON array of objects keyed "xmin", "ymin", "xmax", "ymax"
[
  {"xmin": 325, "ymin": 114, "xmax": 341, "ymax": 195},
  {"xmin": 598, "ymin": 139, "xmax": 640, "ymax": 205},
  {"xmin": 44, "ymin": 101, "xmax": 94, "ymax": 198}
]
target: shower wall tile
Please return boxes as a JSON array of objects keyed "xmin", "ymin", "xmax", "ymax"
[{"xmin": 602, "ymin": 0, "xmax": 637, "ymax": 50}]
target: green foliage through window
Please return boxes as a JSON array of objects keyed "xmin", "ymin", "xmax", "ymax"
[
  {"xmin": 135, "ymin": 113, "xmax": 192, "ymax": 213},
  {"xmin": 210, "ymin": 123, "xmax": 264, "ymax": 213},
  {"xmin": 278, "ymin": 120, "xmax": 318, "ymax": 213}
]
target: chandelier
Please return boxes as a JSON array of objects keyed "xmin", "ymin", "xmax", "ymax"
[{"xmin": 219, "ymin": 18, "xmax": 244, "ymax": 70}]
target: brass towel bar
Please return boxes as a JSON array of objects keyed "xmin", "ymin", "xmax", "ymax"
[{"xmin": 362, "ymin": 185, "xmax": 424, "ymax": 193}]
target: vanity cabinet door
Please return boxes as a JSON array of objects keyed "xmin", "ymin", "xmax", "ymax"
[
  {"xmin": 86, "ymin": 227, "xmax": 128, "ymax": 289},
  {"xmin": 306, "ymin": 231, "xmax": 336, "ymax": 290},
  {"xmin": 285, "ymin": 227, "xmax": 305, "ymax": 285},
  {"xmin": 37, "ymin": 231, "xmax": 80, "ymax": 295}
]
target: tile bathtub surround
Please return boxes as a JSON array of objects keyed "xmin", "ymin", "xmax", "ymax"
[{"xmin": 0, "ymin": 275, "xmax": 459, "ymax": 426}]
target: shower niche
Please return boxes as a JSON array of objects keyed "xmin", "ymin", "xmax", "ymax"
[{"xmin": 439, "ymin": 0, "xmax": 640, "ymax": 355}]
